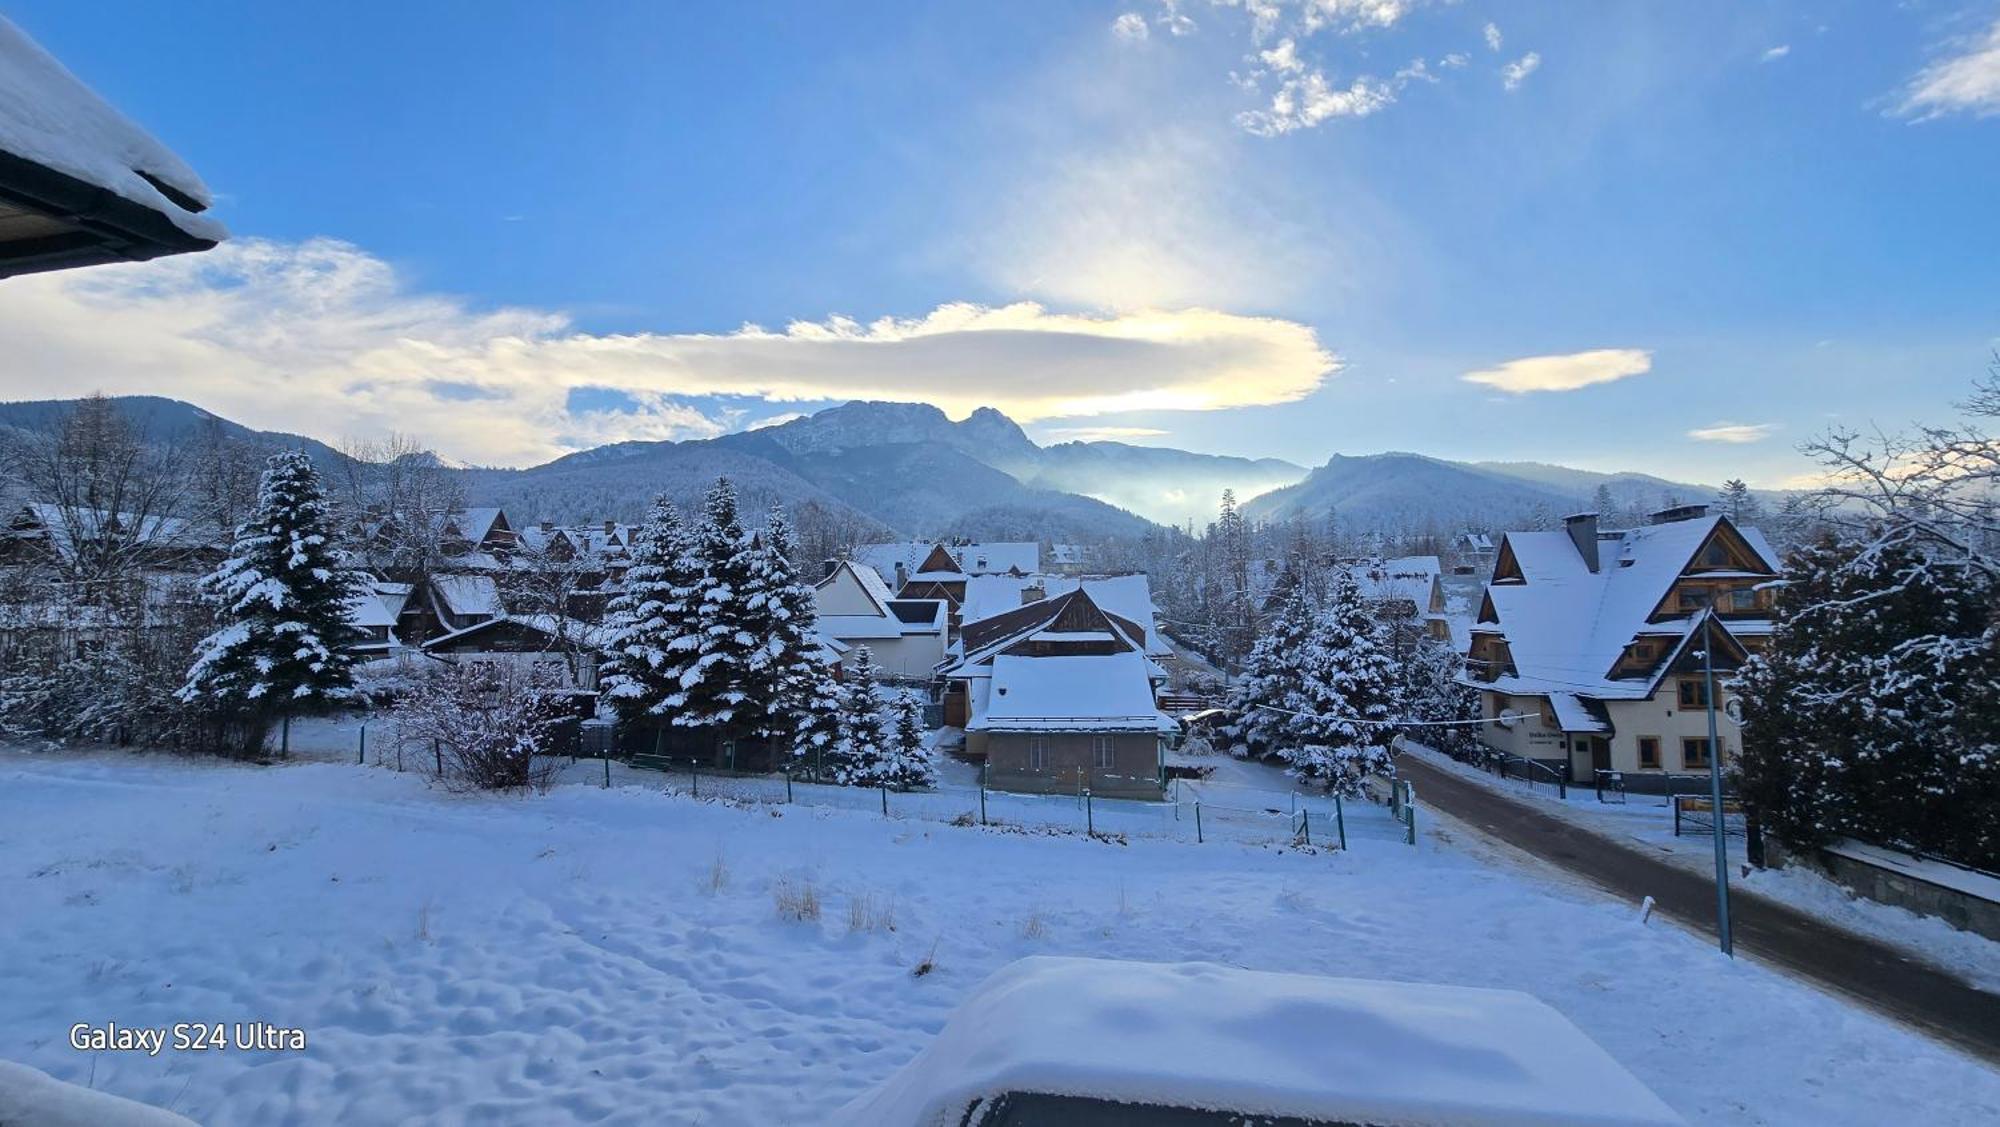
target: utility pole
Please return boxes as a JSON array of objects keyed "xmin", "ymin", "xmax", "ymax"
[{"xmin": 1700, "ymin": 609, "xmax": 1734, "ymax": 957}]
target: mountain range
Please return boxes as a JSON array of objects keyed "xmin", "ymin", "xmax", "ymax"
[{"xmin": 0, "ymin": 396, "xmax": 1761, "ymax": 540}]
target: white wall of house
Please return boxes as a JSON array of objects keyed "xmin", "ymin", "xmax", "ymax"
[
  {"xmin": 1478, "ymin": 682, "xmax": 1741, "ymax": 782},
  {"xmin": 836, "ymin": 634, "xmax": 944, "ymax": 681},
  {"xmin": 816, "ymin": 566, "xmax": 883, "ymax": 616}
]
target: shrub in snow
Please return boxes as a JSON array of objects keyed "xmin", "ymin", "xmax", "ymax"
[
  {"xmin": 391, "ymin": 662, "xmax": 566, "ymax": 792},
  {"xmin": 1736, "ymin": 528, "xmax": 2000, "ymax": 869},
  {"xmin": 178, "ymin": 450, "xmax": 358, "ymax": 757}
]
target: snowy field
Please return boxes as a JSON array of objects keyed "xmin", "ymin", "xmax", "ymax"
[
  {"xmin": 1401, "ymin": 744, "xmax": 2000, "ymax": 991},
  {"xmin": 4, "ymin": 748, "xmax": 1999, "ymax": 1126}
]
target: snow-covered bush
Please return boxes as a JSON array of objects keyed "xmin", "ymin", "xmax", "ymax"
[
  {"xmin": 854, "ymin": 689, "xmax": 936, "ymax": 791},
  {"xmin": 391, "ymin": 662, "xmax": 566, "ymax": 793}
]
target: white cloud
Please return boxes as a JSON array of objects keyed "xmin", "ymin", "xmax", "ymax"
[
  {"xmin": 1239, "ymin": 70, "xmax": 1397, "ymax": 134},
  {"xmin": 1112, "ymin": 12, "xmax": 1150, "ymax": 41},
  {"xmin": 1156, "ymin": 0, "xmax": 1196, "ymax": 37},
  {"xmin": 1483, "ymin": 22, "xmax": 1503, "ymax": 52},
  {"xmin": 746, "ymin": 412, "xmax": 809, "ymax": 431},
  {"xmin": 1439, "ymin": 52, "xmax": 1469, "ymax": 69},
  {"xmin": 1039, "ymin": 425, "xmax": 1172, "ymax": 442},
  {"xmin": 0, "ymin": 239, "xmax": 1340, "ymax": 467},
  {"xmin": 1501, "ymin": 52, "xmax": 1541, "ymax": 91},
  {"xmin": 1760, "ymin": 44, "xmax": 1791, "ymax": 63},
  {"xmin": 1895, "ymin": 16, "xmax": 2000, "ymax": 119},
  {"xmin": 1687, "ymin": 422, "xmax": 1779, "ymax": 444},
  {"xmin": 1462, "ymin": 348, "xmax": 1651, "ymax": 394}
]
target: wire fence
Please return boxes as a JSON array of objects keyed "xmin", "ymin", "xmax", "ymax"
[
  {"xmin": 569, "ymin": 756, "xmax": 1415, "ymax": 851},
  {"xmin": 301, "ymin": 715, "xmax": 1418, "ymax": 851}
]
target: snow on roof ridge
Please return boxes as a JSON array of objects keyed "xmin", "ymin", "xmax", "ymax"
[{"xmin": 0, "ymin": 16, "xmax": 224, "ymax": 240}]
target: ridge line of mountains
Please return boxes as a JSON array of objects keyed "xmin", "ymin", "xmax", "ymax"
[{"xmin": 0, "ymin": 395, "xmax": 1767, "ymax": 541}]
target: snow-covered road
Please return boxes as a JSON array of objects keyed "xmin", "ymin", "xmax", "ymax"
[{"xmin": 3, "ymin": 749, "xmax": 1996, "ymax": 1125}]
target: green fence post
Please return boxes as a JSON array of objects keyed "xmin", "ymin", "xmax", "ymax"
[
  {"xmin": 603, "ymin": 754, "xmax": 610, "ymax": 789},
  {"xmin": 280, "ymin": 715, "xmax": 291, "ymax": 758},
  {"xmin": 785, "ymin": 770, "xmax": 793, "ymax": 803},
  {"xmin": 1085, "ymin": 789, "xmax": 1094, "ymax": 836},
  {"xmin": 358, "ymin": 723, "xmax": 366, "ymax": 766},
  {"xmin": 692, "ymin": 761, "xmax": 699, "ymax": 799},
  {"xmin": 881, "ymin": 785, "xmax": 889, "ymax": 817},
  {"xmin": 980, "ymin": 762, "xmax": 988, "ymax": 825},
  {"xmin": 1335, "ymin": 793, "xmax": 1347, "ymax": 850},
  {"xmin": 1195, "ymin": 801, "xmax": 1203, "ymax": 844},
  {"xmin": 433, "ymin": 739, "xmax": 442, "ymax": 776},
  {"xmin": 1405, "ymin": 805, "xmax": 1417, "ymax": 846},
  {"xmin": 1302, "ymin": 808, "xmax": 1310, "ymax": 846}
]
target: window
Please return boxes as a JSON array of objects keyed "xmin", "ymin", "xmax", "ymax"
[
  {"xmin": 1677, "ymin": 587, "xmax": 1707, "ymax": 610},
  {"xmin": 1682, "ymin": 737, "xmax": 1712, "ymax": 770},
  {"xmin": 1637, "ymin": 737, "xmax": 1661, "ymax": 769},
  {"xmin": 1092, "ymin": 734, "xmax": 1115, "ymax": 770},
  {"xmin": 1730, "ymin": 588, "xmax": 1758, "ymax": 611},
  {"xmin": 1702, "ymin": 542, "xmax": 1730, "ymax": 568},
  {"xmin": 1678, "ymin": 679, "xmax": 1710, "ymax": 708},
  {"xmin": 1027, "ymin": 735, "xmax": 1050, "ymax": 771}
]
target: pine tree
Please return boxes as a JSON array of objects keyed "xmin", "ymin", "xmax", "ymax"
[
  {"xmin": 600, "ymin": 496, "xmax": 701, "ymax": 725},
  {"xmin": 1224, "ymin": 582, "xmax": 1318, "ymax": 758},
  {"xmin": 1719, "ymin": 478, "xmax": 1763, "ymax": 526},
  {"xmin": 860, "ymin": 689, "xmax": 935, "ymax": 790},
  {"xmin": 835, "ymin": 645, "xmax": 893, "ymax": 785},
  {"xmin": 788, "ymin": 660, "xmax": 850, "ymax": 782},
  {"xmin": 1736, "ymin": 528, "xmax": 2000, "ymax": 867},
  {"xmin": 1282, "ymin": 569, "xmax": 1399, "ymax": 795},
  {"xmin": 748, "ymin": 505, "xmax": 837, "ymax": 752},
  {"xmin": 179, "ymin": 450, "xmax": 357, "ymax": 756},
  {"xmin": 679, "ymin": 478, "xmax": 764, "ymax": 748}
]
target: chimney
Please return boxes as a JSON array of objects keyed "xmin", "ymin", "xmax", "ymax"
[
  {"xmin": 894, "ymin": 561, "xmax": 908, "ymax": 589},
  {"xmin": 1021, "ymin": 581, "xmax": 1046, "ymax": 606},
  {"xmin": 1650, "ymin": 503, "xmax": 1710, "ymax": 526},
  {"xmin": 540, "ymin": 518, "xmax": 554, "ymax": 533},
  {"xmin": 822, "ymin": 559, "xmax": 839, "ymax": 580},
  {"xmin": 604, "ymin": 519, "xmax": 615, "ymax": 535},
  {"xmin": 1563, "ymin": 512, "xmax": 1601, "ymax": 572}
]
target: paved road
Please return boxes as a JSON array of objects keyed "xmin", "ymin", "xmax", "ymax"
[{"xmin": 1396, "ymin": 752, "xmax": 2000, "ymax": 1066}]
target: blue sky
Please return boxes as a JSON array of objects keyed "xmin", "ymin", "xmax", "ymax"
[{"xmin": 5, "ymin": 1, "xmax": 1998, "ymax": 487}]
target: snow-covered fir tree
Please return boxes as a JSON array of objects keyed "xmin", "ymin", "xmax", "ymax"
[
  {"xmin": 859, "ymin": 689, "xmax": 936, "ymax": 790},
  {"xmin": 679, "ymin": 478, "xmax": 768, "ymax": 747},
  {"xmin": 1736, "ymin": 527, "xmax": 2000, "ymax": 868},
  {"xmin": 788, "ymin": 660, "xmax": 850, "ymax": 782},
  {"xmin": 1279, "ymin": 569, "xmax": 1400, "ymax": 795},
  {"xmin": 833, "ymin": 645, "xmax": 893, "ymax": 785},
  {"xmin": 746, "ymin": 505, "xmax": 836, "ymax": 749},
  {"xmin": 1397, "ymin": 636, "xmax": 1481, "ymax": 761},
  {"xmin": 1224, "ymin": 582, "xmax": 1317, "ymax": 758},
  {"xmin": 179, "ymin": 450, "xmax": 357, "ymax": 756},
  {"xmin": 599, "ymin": 496, "xmax": 701, "ymax": 726}
]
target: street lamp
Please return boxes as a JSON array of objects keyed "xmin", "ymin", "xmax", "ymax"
[{"xmin": 1695, "ymin": 606, "xmax": 1733, "ymax": 957}]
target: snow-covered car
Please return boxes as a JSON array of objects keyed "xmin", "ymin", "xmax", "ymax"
[{"xmin": 836, "ymin": 957, "xmax": 1683, "ymax": 1126}]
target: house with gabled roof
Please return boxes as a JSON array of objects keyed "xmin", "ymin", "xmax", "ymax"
[
  {"xmin": 812, "ymin": 559, "xmax": 948, "ymax": 680},
  {"xmin": 852, "ymin": 540, "xmax": 1041, "ymax": 610},
  {"xmin": 1341, "ymin": 555, "xmax": 1451, "ymax": 643},
  {"xmin": 958, "ymin": 572, "xmax": 1171, "ymax": 658},
  {"xmin": 1465, "ymin": 505, "xmax": 1781, "ymax": 788},
  {"xmin": 938, "ymin": 586, "xmax": 1172, "ymax": 796}
]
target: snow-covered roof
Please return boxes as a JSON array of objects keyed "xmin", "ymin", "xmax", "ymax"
[
  {"xmin": 342, "ymin": 590, "xmax": 398, "ymax": 630},
  {"xmin": 853, "ymin": 541, "xmax": 1040, "ymax": 583},
  {"xmin": 0, "ymin": 17, "xmax": 224, "ymax": 243},
  {"xmin": 422, "ymin": 613, "xmax": 610, "ymax": 651},
  {"xmin": 1479, "ymin": 514, "xmax": 1778, "ymax": 699},
  {"xmin": 834, "ymin": 957, "xmax": 1682, "ymax": 1127},
  {"xmin": 11, "ymin": 503, "xmax": 196, "ymax": 561},
  {"xmin": 430, "ymin": 573, "xmax": 503, "ymax": 618},
  {"xmin": 960, "ymin": 573, "xmax": 1167, "ymax": 654},
  {"xmin": 969, "ymin": 653, "xmax": 1175, "ymax": 733},
  {"xmin": 1547, "ymin": 692, "xmax": 1612, "ymax": 734},
  {"xmin": 452, "ymin": 508, "xmax": 507, "ymax": 546}
]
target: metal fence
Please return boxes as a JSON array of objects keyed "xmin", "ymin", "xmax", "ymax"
[{"xmin": 583, "ymin": 758, "xmax": 1416, "ymax": 851}]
